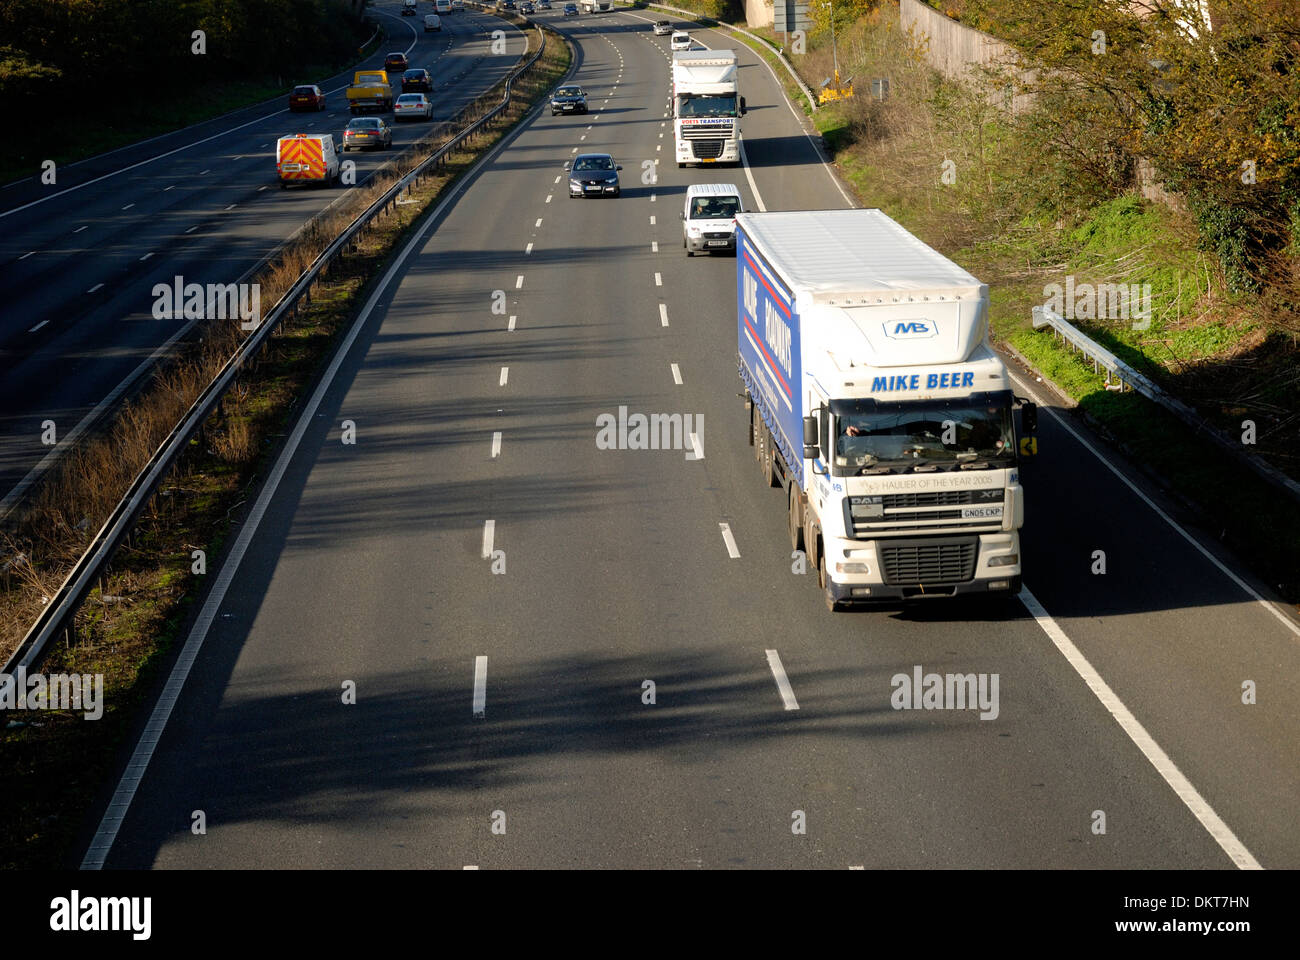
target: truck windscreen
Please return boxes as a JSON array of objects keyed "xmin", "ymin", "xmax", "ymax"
[
  {"xmin": 677, "ymin": 95, "xmax": 738, "ymax": 118},
  {"xmin": 829, "ymin": 390, "xmax": 1015, "ymax": 475}
]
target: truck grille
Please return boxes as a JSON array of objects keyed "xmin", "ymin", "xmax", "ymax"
[
  {"xmin": 883, "ymin": 490, "xmax": 978, "ymax": 508},
  {"xmin": 691, "ymin": 140, "xmax": 724, "ymax": 159},
  {"xmin": 878, "ymin": 537, "xmax": 978, "ymax": 585}
]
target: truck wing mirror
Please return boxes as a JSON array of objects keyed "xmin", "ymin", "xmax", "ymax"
[
  {"xmin": 1020, "ymin": 401, "xmax": 1038, "ymax": 434},
  {"xmin": 740, "ymin": 96, "xmax": 747, "ymax": 115},
  {"xmin": 803, "ymin": 414, "xmax": 820, "ymax": 461}
]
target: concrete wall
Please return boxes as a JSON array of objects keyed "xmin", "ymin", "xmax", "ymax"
[
  {"xmin": 745, "ymin": 0, "xmax": 773, "ymax": 28},
  {"xmin": 899, "ymin": 0, "xmax": 1033, "ymax": 113}
]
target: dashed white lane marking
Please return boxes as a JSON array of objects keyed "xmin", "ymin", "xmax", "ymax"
[
  {"xmin": 73, "ymin": 225, "xmax": 87, "ymax": 233},
  {"xmin": 508, "ymin": 315, "xmax": 517, "ymax": 332},
  {"xmin": 658, "ymin": 303, "xmax": 669, "ymax": 326},
  {"xmin": 472, "ymin": 656, "xmax": 488, "ymax": 719},
  {"xmin": 28, "ymin": 320, "xmax": 48, "ymax": 333},
  {"xmin": 654, "ymin": 272, "xmax": 662, "ymax": 287},
  {"xmin": 515, "ymin": 275, "xmax": 523, "ymax": 288},
  {"xmin": 185, "ymin": 225, "xmax": 199, "ymax": 233},
  {"xmin": 525, "ymin": 242, "xmax": 533, "ymax": 255},
  {"xmin": 491, "ymin": 432, "xmax": 502, "ymax": 458},
  {"xmin": 535, "ymin": 218, "xmax": 543, "ymax": 227},
  {"xmin": 258, "ymin": 185, "xmax": 268, "ymax": 191},
  {"xmin": 87, "ymin": 283, "xmax": 103, "ymax": 293},
  {"xmin": 499, "ymin": 366, "xmax": 509, "ymax": 386},
  {"xmin": 481, "ymin": 521, "xmax": 495, "ymax": 559},
  {"xmin": 656, "ymin": 144, "xmax": 661, "ymax": 152},
  {"xmin": 1018, "ymin": 586, "xmax": 1261, "ymax": 869},
  {"xmin": 671, "ymin": 363, "xmax": 683, "ymax": 385},
  {"xmin": 224, "ymin": 204, "xmax": 236, "ymax": 211},
  {"xmin": 464, "ymin": 865, "xmax": 479, "ymax": 870},
  {"xmin": 580, "ymin": 135, "xmax": 586, "ymax": 141},
  {"xmin": 554, "ymin": 175, "xmax": 560, "ymax": 184},
  {"xmin": 765, "ymin": 649, "xmax": 799, "ymax": 710},
  {"xmin": 651, "ymin": 241, "xmax": 659, "ymax": 253},
  {"xmin": 198, "ymin": 169, "xmax": 209, "ymax": 175},
  {"xmin": 18, "ymin": 251, "xmax": 33, "ymax": 260},
  {"xmin": 571, "ymin": 147, "xmax": 578, "ymax": 153},
  {"xmin": 138, "ymin": 252, "xmax": 153, "ymax": 262},
  {"xmin": 689, "ymin": 432, "xmax": 704, "ymax": 460},
  {"xmin": 546, "ymin": 194, "xmax": 552, "ymax": 203},
  {"xmin": 650, "ymin": 215, "xmax": 656, "ymax": 225},
  {"xmin": 717, "ymin": 522, "xmax": 741, "ymax": 559},
  {"xmin": 121, "ymin": 203, "xmax": 134, "ymax": 210},
  {"xmin": 163, "ymin": 185, "xmax": 174, "ymax": 191},
  {"xmin": 650, "ymin": 193, "xmax": 656, "ymax": 202}
]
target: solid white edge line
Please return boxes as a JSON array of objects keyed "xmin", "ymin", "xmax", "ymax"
[
  {"xmin": 473, "ymin": 656, "xmax": 488, "ymax": 718},
  {"xmin": 764, "ymin": 649, "xmax": 799, "ymax": 711},
  {"xmin": 78, "ymin": 88, "xmax": 545, "ymax": 869},
  {"xmin": 719, "ymin": 521, "xmax": 740, "ymax": 558},
  {"xmin": 1008, "ymin": 371, "xmax": 1299, "ymax": 640},
  {"xmin": 1018, "ymin": 586, "xmax": 1261, "ymax": 869}
]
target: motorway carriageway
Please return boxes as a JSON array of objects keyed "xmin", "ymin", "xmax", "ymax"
[
  {"xmin": 72, "ymin": 6, "xmax": 1300, "ymax": 869},
  {"xmin": 0, "ymin": 1, "xmax": 527, "ymax": 517}
]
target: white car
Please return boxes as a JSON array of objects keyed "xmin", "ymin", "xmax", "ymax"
[
  {"xmin": 394, "ymin": 93, "xmax": 433, "ymax": 121},
  {"xmin": 670, "ymin": 31, "xmax": 691, "ymax": 50},
  {"xmin": 653, "ymin": 21, "xmax": 672, "ymax": 36}
]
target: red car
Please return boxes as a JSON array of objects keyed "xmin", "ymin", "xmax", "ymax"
[
  {"xmin": 384, "ymin": 52, "xmax": 409, "ymax": 74},
  {"xmin": 288, "ymin": 84, "xmax": 326, "ymax": 112}
]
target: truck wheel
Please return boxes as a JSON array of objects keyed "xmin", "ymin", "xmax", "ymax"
[
  {"xmin": 788, "ymin": 486, "xmax": 804, "ymax": 551},
  {"xmin": 819, "ymin": 553, "xmax": 843, "ymax": 611}
]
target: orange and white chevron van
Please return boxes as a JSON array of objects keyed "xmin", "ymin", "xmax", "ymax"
[{"xmin": 276, "ymin": 133, "xmax": 340, "ymax": 188}]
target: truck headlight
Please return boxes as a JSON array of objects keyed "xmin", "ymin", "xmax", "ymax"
[
  {"xmin": 987, "ymin": 554, "xmax": 1018, "ymax": 567},
  {"xmin": 835, "ymin": 562, "xmax": 870, "ymax": 574}
]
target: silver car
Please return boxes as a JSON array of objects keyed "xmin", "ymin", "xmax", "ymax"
[
  {"xmin": 653, "ymin": 21, "xmax": 672, "ymax": 36},
  {"xmin": 394, "ymin": 93, "xmax": 433, "ymax": 121}
]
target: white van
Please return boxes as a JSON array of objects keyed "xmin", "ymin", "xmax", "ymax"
[
  {"xmin": 434, "ymin": 0, "xmax": 452, "ymax": 13},
  {"xmin": 681, "ymin": 183, "xmax": 743, "ymax": 255},
  {"xmin": 276, "ymin": 133, "xmax": 341, "ymax": 188},
  {"xmin": 425, "ymin": 13, "xmax": 442, "ymax": 30}
]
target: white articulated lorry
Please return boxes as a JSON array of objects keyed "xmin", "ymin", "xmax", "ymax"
[
  {"xmin": 736, "ymin": 209, "xmax": 1039, "ymax": 609},
  {"xmin": 672, "ymin": 49, "xmax": 745, "ymax": 166}
]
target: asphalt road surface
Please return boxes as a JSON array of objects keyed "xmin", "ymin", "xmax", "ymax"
[
  {"xmin": 0, "ymin": 1, "xmax": 528, "ymax": 516},
  {"xmin": 79, "ymin": 7, "xmax": 1299, "ymax": 869}
]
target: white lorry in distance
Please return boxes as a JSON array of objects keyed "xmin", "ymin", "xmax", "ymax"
[
  {"xmin": 735, "ymin": 208, "xmax": 1038, "ymax": 609},
  {"xmin": 672, "ymin": 49, "xmax": 744, "ymax": 166},
  {"xmin": 580, "ymin": 0, "xmax": 612, "ymax": 10}
]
